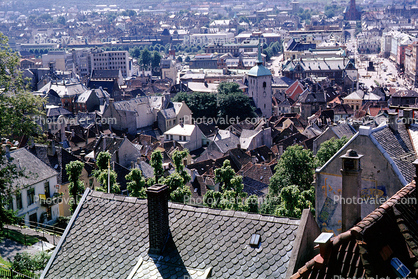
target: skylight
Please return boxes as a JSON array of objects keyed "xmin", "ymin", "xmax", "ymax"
[{"xmin": 249, "ymin": 234, "xmax": 261, "ymax": 247}]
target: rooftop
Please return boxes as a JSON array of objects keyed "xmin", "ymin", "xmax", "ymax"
[{"xmin": 42, "ymin": 189, "xmax": 301, "ymax": 279}]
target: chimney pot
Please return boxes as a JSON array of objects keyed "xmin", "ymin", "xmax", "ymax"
[
  {"xmin": 47, "ymin": 140, "xmax": 56, "ymax": 156},
  {"xmin": 147, "ymin": 184, "xmax": 170, "ymax": 255},
  {"xmin": 388, "ymin": 112, "xmax": 398, "ymax": 132},
  {"xmin": 314, "ymin": 232, "xmax": 333, "ymax": 261},
  {"xmin": 403, "ymin": 109, "xmax": 413, "ymax": 126}
]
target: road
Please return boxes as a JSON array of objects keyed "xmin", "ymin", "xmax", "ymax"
[{"xmin": 270, "ymin": 54, "xmax": 283, "ymax": 77}]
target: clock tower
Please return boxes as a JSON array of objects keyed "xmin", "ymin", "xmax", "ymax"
[{"xmin": 247, "ymin": 44, "xmax": 272, "ymax": 118}]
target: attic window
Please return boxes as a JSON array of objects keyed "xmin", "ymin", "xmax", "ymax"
[
  {"xmin": 260, "ymin": 176, "xmax": 263, "ymax": 180},
  {"xmin": 250, "ymin": 234, "xmax": 261, "ymax": 247}
]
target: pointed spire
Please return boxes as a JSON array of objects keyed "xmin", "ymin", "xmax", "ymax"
[{"xmin": 257, "ymin": 41, "xmax": 263, "ymax": 65}]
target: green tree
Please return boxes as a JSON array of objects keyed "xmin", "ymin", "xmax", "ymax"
[
  {"xmin": 315, "ymin": 136, "xmax": 349, "ymax": 168},
  {"xmin": 93, "ymin": 151, "xmax": 120, "ymax": 194},
  {"xmin": 151, "ymin": 51, "xmax": 162, "ymax": 69},
  {"xmin": 164, "ymin": 149, "xmax": 191, "ymax": 203},
  {"xmin": 0, "ymin": 33, "xmax": 45, "ymax": 229},
  {"xmin": 217, "ymin": 91, "xmax": 256, "ymax": 121},
  {"xmin": 10, "ymin": 251, "xmax": 50, "ymax": 277},
  {"xmin": 126, "ymin": 169, "xmax": 146, "ymax": 198},
  {"xmin": 150, "ymin": 150, "xmax": 164, "ymax": 184},
  {"xmin": 275, "ymin": 185, "xmax": 315, "ymax": 218},
  {"xmin": 173, "ymin": 92, "xmax": 218, "ymax": 119},
  {"xmin": 65, "ymin": 161, "xmax": 85, "ymax": 213},
  {"xmin": 260, "ymin": 194, "xmax": 281, "ymax": 215},
  {"xmin": 203, "ymin": 190, "xmax": 222, "ymax": 208},
  {"xmin": 177, "ymin": 56, "xmax": 183, "ymax": 63},
  {"xmin": 57, "ymin": 16, "xmax": 66, "ymax": 25},
  {"xmin": 170, "ymin": 184, "xmax": 192, "ymax": 203},
  {"xmin": 38, "ymin": 14, "xmax": 53, "ymax": 22},
  {"xmin": 185, "ymin": 56, "xmax": 191, "ymax": 63},
  {"xmin": 269, "ymin": 145, "xmax": 314, "ymax": 196},
  {"xmin": 204, "ymin": 160, "xmax": 247, "ymax": 211},
  {"xmin": 140, "ymin": 48, "xmax": 152, "ymax": 68},
  {"xmin": 95, "ymin": 169, "xmax": 120, "ymax": 194},
  {"xmin": 217, "ymin": 81, "xmax": 241, "ymax": 95},
  {"xmin": 95, "ymin": 151, "xmax": 111, "ymax": 171},
  {"xmin": 129, "ymin": 47, "xmax": 141, "ymax": 59},
  {"xmin": 245, "ymin": 195, "xmax": 259, "ymax": 213},
  {"xmin": 171, "ymin": 149, "xmax": 191, "ymax": 184},
  {"xmin": 215, "ymin": 160, "xmax": 238, "ymax": 191}
]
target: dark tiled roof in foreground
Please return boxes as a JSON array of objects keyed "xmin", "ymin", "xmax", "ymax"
[
  {"xmin": 43, "ymin": 189, "xmax": 300, "ymax": 279},
  {"xmin": 292, "ymin": 182, "xmax": 418, "ymax": 279}
]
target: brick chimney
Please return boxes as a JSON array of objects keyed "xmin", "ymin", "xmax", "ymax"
[
  {"xmin": 340, "ymin": 149, "xmax": 363, "ymax": 232},
  {"xmin": 147, "ymin": 184, "xmax": 170, "ymax": 255}
]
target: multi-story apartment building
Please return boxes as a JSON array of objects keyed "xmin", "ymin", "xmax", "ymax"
[
  {"xmin": 90, "ymin": 49, "xmax": 131, "ymax": 78},
  {"xmin": 405, "ymin": 43, "xmax": 418, "ymax": 87}
]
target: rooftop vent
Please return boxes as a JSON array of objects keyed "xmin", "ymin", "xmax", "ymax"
[{"xmin": 250, "ymin": 234, "xmax": 261, "ymax": 247}]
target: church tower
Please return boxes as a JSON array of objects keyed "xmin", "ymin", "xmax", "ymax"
[
  {"xmin": 345, "ymin": 0, "xmax": 360, "ymax": 20},
  {"xmin": 247, "ymin": 44, "xmax": 272, "ymax": 118}
]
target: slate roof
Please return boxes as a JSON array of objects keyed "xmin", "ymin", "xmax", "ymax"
[
  {"xmin": 46, "ymin": 107, "xmax": 72, "ymax": 118},
  {"xmin": 113, "ymin": 97, "xmax": 152, "ymax": 114},
  {"xmin": 272, "ymin": 76, "xmax": 295, "ymax": 87},
  {"xmin": 91, "ymin": 69, "xmax": 120, "ymax": 79},
  {"xmin": 28, "ymin": 144, "xmax": 81, "ymax": 185},
  {"xmin": 242, "ymin": 177, "xmax": 268, "ymax": 197},
  {"xmin": 392, "ymin": 89, "xmax": 418, "ymax": 98},
  {"xmin": 9, "ymin": 148, "xmax": 58, "ymax": 187},
  {"xmin": 94, "ymin": 135, "xmax": 125, "ymax": 155},
  {"xmin": 291, "ymin": 181, "xmax": 418, "ymax": 279},
  {"xmin": 248, "ymin": 145, "xmax": 274, "ymax": 163},
  {"xmin": 371, "ymin": 123, "xmax": 416, "ymax": 184},
  {"xmin": 330, "ymin": 123, "xmax": 356, "ymax": 139},
  {"xmin": 42, "ymin": 189, "xmax": 300, "ymax": 279},
  {"xmin": 159, "ymin": 107, "xmax": 176, "ymax": 119}
]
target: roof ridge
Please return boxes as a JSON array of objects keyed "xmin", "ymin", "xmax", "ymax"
[{"xmin": 350, "ymin": 181, "xmax": 416, "ymax": 235}]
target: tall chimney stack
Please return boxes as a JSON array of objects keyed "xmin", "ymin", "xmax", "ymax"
[
  {"xmin": 147, "ymin": 184, "xmax": 170, "ymax": 255},
  {"xmin": 388, "ymin": 112, "xmax": 398, "ymax": 132},
  {"xmin": 403, "ymin": 109, "xmax": 413, "ymax": 127},
  {"xmin": 340, "ymin": 149, "xmax": 363, "ymax": 232}
]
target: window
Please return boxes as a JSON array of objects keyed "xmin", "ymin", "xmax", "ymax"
[
  {"xmin": 16, "ymin": 193, "xmax": 22, "ymax": 210},
  {"xmin": 27, "ymin": 188, "xmax": 35, "ymax": 206},
  {"xmin": 263, "ymin": 81, "xmax": 266, "ymax": 88},
  {"xmin": 44, "ymin": 181, "xmax": 50, "ymax": 198}
]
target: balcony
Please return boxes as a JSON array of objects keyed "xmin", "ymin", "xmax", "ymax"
[{"xmin": 39, "ymin": 193, "xmax": 63, "ymax": 207}]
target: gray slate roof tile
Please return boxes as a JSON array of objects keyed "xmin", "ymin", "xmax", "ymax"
[
  {"xmin": 372, "ymin": 123, "xmax": 416, "ymax": 184},
  {"xmin": 43, "ymin": 189, "xmax": 300, "ymax": 279}
]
